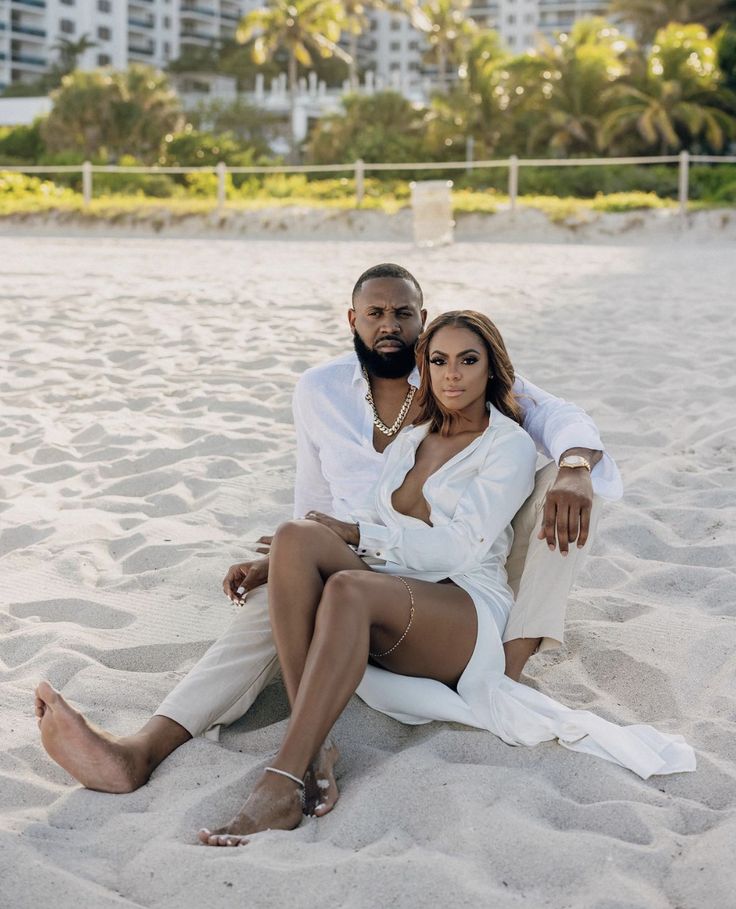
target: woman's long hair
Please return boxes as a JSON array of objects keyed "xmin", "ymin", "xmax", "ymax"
[{"xmin": 414, "ymin": 310, "xmax": 522, "ymax": 436}]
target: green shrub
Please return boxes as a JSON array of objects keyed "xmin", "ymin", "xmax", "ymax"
[{"xmin": 0, "ymin": 122, "xmax": 46, "ymax": 163}]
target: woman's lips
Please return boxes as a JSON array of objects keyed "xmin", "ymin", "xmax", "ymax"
[{"xmin": 443, "ymin": 389, "xmax": 465, "ymax": 397}]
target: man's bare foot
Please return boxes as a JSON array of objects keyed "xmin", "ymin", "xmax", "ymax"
[
  {"xmin": 304, "ymin": 739, "xmax": 340, "ymax": 818},
  {"xmin": 35, "ymin": 680, "xmax": 151, "ymax": 793},
  {"xmin": 198, "ymin": 772, "xmax": 304, "ymax": 846}
]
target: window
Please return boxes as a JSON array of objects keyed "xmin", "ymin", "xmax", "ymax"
[
  {"xmin": 390, "ymin": 41, "xmax": 400, "ymax": 51},
  {"xmin": 507, "ymin": 14, "xmax": 516, "ymax": 24},
  {"xmin": 98, "ymin": 25, "xmax": 111, "ymax": 40},
  {"xmin": 97, "ymin": 53, "xmax": 111, "ymax": 65},
  {"xmin": 390, "ymin": 62, "xmax": 400, "ymax": 70},
  {"xmin": 390, "ymin": 19, "xmax": 400, "ymax": 30},
  {"xmin": 164, "ymin": 41, "xmax": 171, "ymax": 57},
  {"xmin": 163, "ymin": 16, "xmax": 170, "ymax": 28},
  {"xmin": 97, "ymin": 0, "xmax": 111, "ymax": 11},
  {"xmin": 60, "ymin": 18, "xmax": 75, "ymax": 34},
  {"xmin": 60, "ymin": 0, "xmax": 75, "ymax": 6},
  {"xmin": 408, "ymin": 40, "xmax": 418, "ymax": 50}
]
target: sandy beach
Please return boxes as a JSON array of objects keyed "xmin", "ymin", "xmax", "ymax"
[{"xmin": 1, "ymin": 233, "xmax": 734, "ymax": 908}]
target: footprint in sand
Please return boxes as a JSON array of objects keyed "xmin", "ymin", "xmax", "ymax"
[{"xmin": 8, "ymin": 599, "xmax": 134, "ymax": 629}]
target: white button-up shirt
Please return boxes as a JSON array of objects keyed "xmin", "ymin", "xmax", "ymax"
[{"xmin": 292, "ymin": 351, "xmax": 622, "ymax": 521}]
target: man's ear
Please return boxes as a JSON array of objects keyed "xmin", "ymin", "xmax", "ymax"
[
  {"xmin": 347, "ymin": 308, "xmax": 356, "ymax": 332},
  {"xmin": 420, "ymin": 308, "xmax": 428, "ymax": 327}
]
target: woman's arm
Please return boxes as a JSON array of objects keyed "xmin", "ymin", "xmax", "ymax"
[{"xmin": 355, "ymin": 429, "xmax": 537, "ymax": 573}]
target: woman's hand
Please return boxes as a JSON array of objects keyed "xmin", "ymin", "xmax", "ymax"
[
  {"xmin": 304, "ymin": 511, "xmax": 360, "ymax": 547},
  {"xmin": 222, "ymin": 556, "xmax": 269, "ymax": 604}
]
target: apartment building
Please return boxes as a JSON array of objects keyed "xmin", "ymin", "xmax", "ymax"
[
  {"xmin": 0, "ymin": 0, "xmax": 610, "ymax": 93},
  {"xmin": 0, "ymin": 0, "xmax": 259, "ymax": 90},
  {"xmin": 367, "ymin": 0, "xmax": 608, "ymax": 86}
]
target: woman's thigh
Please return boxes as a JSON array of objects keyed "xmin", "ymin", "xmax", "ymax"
[
  {"xmin": 344, "ymin": 572, "xmax": 478, "ymax": 687},
  {"xmin": 270, "ymin": 519, "xmax": 372, "ymax": 578}
]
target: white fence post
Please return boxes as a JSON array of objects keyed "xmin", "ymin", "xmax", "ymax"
[
  {"xmin": 508, "ymin": 155, "xmax": 519, "ymax": 214},
  {"xmin": 216, "ymin": 161, "xmax": 227, "ymax": 210},
  {"xmin": 82, "ymin": 161, "xmax": 92, "ymax": 207},
  {"xmin": 678, "ymin": 150, "xmax": 690, "ymax": 217},
  {"xmin": 355, "ymin": 159, "xmax": 365, "ymax": 207}
]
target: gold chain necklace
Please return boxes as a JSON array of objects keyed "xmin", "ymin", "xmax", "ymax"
[{"xmin": 363, "ymin": 368, "xmax": 416, "ymax": 437}]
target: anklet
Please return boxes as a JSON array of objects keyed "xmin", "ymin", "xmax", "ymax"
[
  {"xmin": 265, "ymin": 766, "xmax": 305, "ymax": 809},
  {"xmin": 265, "ymin": 767, "xmax": 305, "ymax": 788},
  {"xmin": 370, "ymin": 576, "xmax": 415, "ymax": 659}
]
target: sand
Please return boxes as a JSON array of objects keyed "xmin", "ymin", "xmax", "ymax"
[{"xmin": 0, "ymin": 234, "xmax": 734, "ymax": 908}]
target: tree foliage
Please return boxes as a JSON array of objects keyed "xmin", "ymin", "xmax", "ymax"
[
  {"xmin": 607, "ymin": 0, "xmax": 736, "ymax": 43},
  {"xmin": 41, "ymin": 66, "xmax": 183, "ymax": 162}
]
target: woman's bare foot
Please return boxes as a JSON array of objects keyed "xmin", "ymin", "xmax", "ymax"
[
  {"xmin": 198, "ymin": 772, "xmax": 304, "ymax": 846},
  {"xmin": 304, "ymin": 739, "xmax": 340, "ymax": 818},
  {"xmin": 35, "ymin": 681, "xmax": 151, "ymax": 793}
]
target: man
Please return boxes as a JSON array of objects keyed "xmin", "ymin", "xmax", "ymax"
[{"xmin": 34, "ymin": 263, "xmax": 622, "ymax": 810}]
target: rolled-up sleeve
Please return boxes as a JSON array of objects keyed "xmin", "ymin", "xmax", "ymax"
[
  {"xmin": 355, "ymin": 430, "xmax": 537, "ymax": 572},
  {"xmin": 292, "ymin": 377, "xmax": 334, "ymax": 519},
  {"xmin": 514, "ymin": 374, "xmax": 623, "ymax": 500}
]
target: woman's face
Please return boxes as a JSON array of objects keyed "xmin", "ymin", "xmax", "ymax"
[{"xmin": 428, "ymin": 325, "xmax": 490, "ymax": 413}]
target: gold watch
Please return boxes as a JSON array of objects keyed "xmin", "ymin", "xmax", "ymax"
[{"xmin": 559, "ymin": 455, "xmax": 591, "ymax": 471}]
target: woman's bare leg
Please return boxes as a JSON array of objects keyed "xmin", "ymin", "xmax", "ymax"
[{"xmin": 199, "ymin": 569, "xmax": 477, "ymax": 845}]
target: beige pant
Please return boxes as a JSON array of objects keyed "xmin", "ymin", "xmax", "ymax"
[{"xmin": 156, "ymin": 461, "xmax": 601, "ymax": 737}]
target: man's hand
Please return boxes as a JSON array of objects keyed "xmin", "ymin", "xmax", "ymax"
[
  {"xmin": 538, "ymin": 468, "xmax": 594, "ymax": 556},
  {"xmin": 255, "ymin": 535, "xmax": 273, "ymax": 555},
  {"xmin": 222, "ymin": 556, "xmax": 269, "ymax": 604},
  {"xmin": 304, "ymin": 511, "xmax": 360, "ymax": 546}
]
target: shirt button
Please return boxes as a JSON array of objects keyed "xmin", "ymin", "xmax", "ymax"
[
  {"xmin": 479, "ymin": 538, "xmax": 484, "ymax": 542},
  {"xmin": 376, "ymin": 551, "xmax": 381, "ymax": 557}
]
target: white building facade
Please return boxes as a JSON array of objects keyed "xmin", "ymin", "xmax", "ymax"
[
  {"xmin": 0, "ymin": 0, "xmax": 610, "ymax": 94},
  {"xmin": 0, "ymin": 0, "xmax": 260, "ymax": 90}
]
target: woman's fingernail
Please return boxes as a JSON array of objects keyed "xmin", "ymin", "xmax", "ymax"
[{"xmin": 236, "ymin": 586, "xmax": 245, "ymax": 595}]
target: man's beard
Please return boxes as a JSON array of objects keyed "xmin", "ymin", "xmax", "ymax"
[{"xmin": 353, "ymin": 331, "xmax": 417, "ymax": 379}]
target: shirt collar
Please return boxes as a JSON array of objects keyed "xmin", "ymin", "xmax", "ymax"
[{"xmin": 350, "ymin": 352, "xmax": 420, "ymax": 389}]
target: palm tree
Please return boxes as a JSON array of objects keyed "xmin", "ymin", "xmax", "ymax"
[
  {"xmin": 409, "ymin": 0, "xmax": 477, "ymax": 91},
  {"xmin": 51, "ymin": 33, "xmax": 98, "ymax": 75},
  {"xmin": 607, "ymin": 0, "xmax": 735, "ymax": 44},
  {"xmin": 237, "ymin": 0, "xmax": 351, "ymax": 102},
  {"xmin": 525, "ymin": 18, "xmax": 634, "ymax": 155},
  {"xmin": 602, "ymin": 22, "xmax": 736, "ymax": 152}
]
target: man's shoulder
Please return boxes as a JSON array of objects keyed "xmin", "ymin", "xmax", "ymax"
[{"xmin": 296, "ymin": 351, "xmax": 357, "ymax": 393}]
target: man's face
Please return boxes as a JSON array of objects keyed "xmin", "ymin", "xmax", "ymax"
[{"xmin": 349, "ymin": 277, "xmax": 426, "ymax": 379}]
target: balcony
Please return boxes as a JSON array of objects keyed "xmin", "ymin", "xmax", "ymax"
[
  {"xmin": 129, "ymin": 44, "xmax": 155, "ymax": 56},
  {"xmin": 128, "ymin": 17, "xmax": 154, "ymax": 30},
  {"xmin": 10, "ymin": 23, "xmax": 47, "ymax": 39},
  {"xmin": 11, "ymin": 0, "xmax": 46, "ymax": 8},
  {"xmin": 181, "ymin": 7, "xmax": 218, "ymax": 20},
  {"xmin": 12, "ymin": 52, "xmax": 47, "ymax": 66}
]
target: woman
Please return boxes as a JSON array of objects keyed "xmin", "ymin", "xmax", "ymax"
[{"xmin": 199, "ymin": 311, "xmax": 694, "ymax": 846}]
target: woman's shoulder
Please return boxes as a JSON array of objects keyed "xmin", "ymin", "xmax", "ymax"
[{"xmin": 486, "ymin": 406, "xmax": 537, "ymax": 458}]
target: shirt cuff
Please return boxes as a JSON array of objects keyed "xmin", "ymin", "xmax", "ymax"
[
  {"xmin": 549, "ymin": 423, "xmax": 623, "ymax": 501},
  {"xmin": 356, "ymin": 521, "xmax": 393, "ymax": 560}
]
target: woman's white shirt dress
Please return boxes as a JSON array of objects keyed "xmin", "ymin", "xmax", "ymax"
[{"xmin": 351, "ymin": 406, "xmax": 696, "ymax": 779}]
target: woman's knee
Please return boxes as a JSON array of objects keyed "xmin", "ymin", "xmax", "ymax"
[
  {"xmin": 318, "ymin": 571, "xmax": 371, "ymax": 622},
  {"xmin": 271, "ymin": 518, "xmax": 329, "ymax": 553}
]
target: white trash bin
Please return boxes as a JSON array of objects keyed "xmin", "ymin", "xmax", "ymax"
[{"xmin": 410, "ymin": 179, "xmax": 454, "ymax": 247}]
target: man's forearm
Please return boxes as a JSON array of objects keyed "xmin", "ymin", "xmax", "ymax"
[{"xmin": 559, "ymin": 447, "xmax": 603, "ymax": 468}]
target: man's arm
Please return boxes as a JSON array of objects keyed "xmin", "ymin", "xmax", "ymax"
[
  {"xmin": 292, "ymin": 375, "xmax": 334, "ymax": 519},
  {"xmin": 514, "ymin": 374, "xmax": 622, "ymax": 555}
]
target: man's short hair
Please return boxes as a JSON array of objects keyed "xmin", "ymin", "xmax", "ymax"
[{"xmin": 352, "ymin": 263, "xmax": 423, "ymax": 307}]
